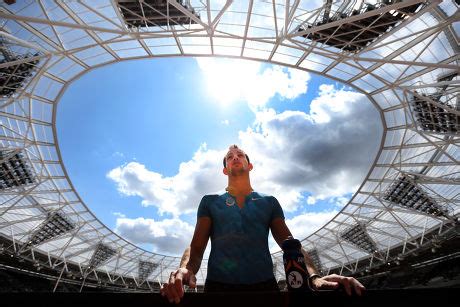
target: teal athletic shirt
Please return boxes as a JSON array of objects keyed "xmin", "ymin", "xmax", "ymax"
[{"xmin": 197, "ymin": 191, "xmax": 285, "ymax": 284}]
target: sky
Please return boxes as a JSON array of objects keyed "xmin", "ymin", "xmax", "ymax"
[{"xmin": 57, "ymin": 56, "xmax": 382, "ymax": 257}]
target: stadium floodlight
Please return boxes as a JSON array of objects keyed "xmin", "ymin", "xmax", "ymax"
[
  {"xmin": 138, "ymin": 260, "xmax": 159, "ymax": 282},
  {"xmin": 88, "ymin": 243, "xmax": 116, "ymax": 270},
  {"xmin": 0, "ymin": 37, "xmax": 40, "ymax": 98},
  {"xmin": 306, "ymin": 248, "xmax": 324, "ymax": 275},
  {"xmin": 26, "ymin": 211, "xmax": 75, "ymax": 247},
  {"xmin": 298, "ymin": 0, "xmax": 425, "ymax": 52},
  {"xmin": 410, "ymin": 71, "xmax": 459, "ymax": 135},
  {"xmin": 340, "ymin": 223, "xmax": 379, "ymax": 254},
  {"xmin": 0, "ymin": 150, "xmax": 34, "ymax": 190},
  {"xmin": 116, "ymin": 0, "xmax": 200, "ymax": 28},
  {"xmin": 383, "ymin": 175, "xmax": 450, "ymax": 218}
]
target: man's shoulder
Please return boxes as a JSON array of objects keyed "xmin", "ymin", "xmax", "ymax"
[
  {"xmin": 252, "ymin": 192, "xmax": 279, "ymax": 204},
  {"xmin": 201, "ymin": 193, "xmax": 225, "ymax": 202},
  {"xmin": 252, "ymin": 191, "xmax": 275, "ymax": 199}
]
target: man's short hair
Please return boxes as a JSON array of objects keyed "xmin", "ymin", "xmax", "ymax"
[{"xmin": 223, "ymin": 145, "xmax": 250, "ymax": 168}]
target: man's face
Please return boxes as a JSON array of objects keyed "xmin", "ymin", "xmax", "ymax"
[{"xmin": 224, "ymin": 148, "xmax": 252, "ymax": 176}]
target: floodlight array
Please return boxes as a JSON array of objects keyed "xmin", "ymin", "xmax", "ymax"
[
  {"xmin": 27, "ymin": 212, "xmax": 75, "ymax": 246},
  {"xmin": 340, "ymin": 223, "xmax": 378, "ymax": 254},
  {"xmin": 410, "ymin": 72, "xmax": 459, "ymax": 134},
  {"xmin": 0, "ymin": 38, "xmax": 40, "ymax": 98},
  {"xmin": 138, "ymin": 260, "xmax": 159, "ymax": 281},
  {"xmin": 0, "ymin": 150, "xmax": 34, "ymax": 190},
  {"xmin": 383, "ymin": 176, "xmax": 450, "ymax": 218},
  {"xmin": 88, "ymin": 243, "xmax": 116, "ymax": 269}
]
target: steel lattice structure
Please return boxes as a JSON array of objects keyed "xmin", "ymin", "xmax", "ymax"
[{"xmin": 0, "ymin": 0, "xmax": 458, "ymax": 291}]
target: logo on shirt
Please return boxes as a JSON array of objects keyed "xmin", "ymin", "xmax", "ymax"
[{"xmin": 225, "ymin": 197, "xmax": 235, "ymax": 207}]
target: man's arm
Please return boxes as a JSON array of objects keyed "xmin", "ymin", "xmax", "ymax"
[
  {"xmin": 160, "ymin": 216, "xmax": 211, "ymax": 304},
  {"xmin": 301, "ymin": 248, "xmax": 321, "ymax": 276},
  {"xmin": 180, "ymin": 216, "xmax": 212, "ymax": 274},
  {"xmin": 179, "ymin": 246, "xmax": 191, "ymax": 268}
]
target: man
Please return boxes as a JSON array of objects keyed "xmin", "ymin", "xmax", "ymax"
[{"xmin": 161, "ymin": 145, "xmax": 365, "ymax": 303}]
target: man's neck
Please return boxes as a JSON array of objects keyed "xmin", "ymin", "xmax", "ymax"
[{"xmin": 226, "ymin": 176, "xmax": 253, "ymax": 196}]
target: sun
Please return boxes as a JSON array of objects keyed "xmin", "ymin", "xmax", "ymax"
[{"xmin": 196, "ymin": 57, "xmax": 262, "ymax": 107}]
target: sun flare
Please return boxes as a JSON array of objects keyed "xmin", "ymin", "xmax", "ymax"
[{"xmin": 197, "ymin": 58, "xmax": 261, "ymax": 107}]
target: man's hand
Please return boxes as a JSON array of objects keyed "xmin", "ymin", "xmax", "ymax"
[
  {"xmin": 311, "ymin": 274, "xmax": 365, "ymax": 296},
  {"xmin": 160, "ymin": 268, "xmax": 197, "ymax": 304}
]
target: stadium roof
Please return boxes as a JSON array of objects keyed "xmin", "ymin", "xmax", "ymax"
[{"xmin": 0, "ymin": 0, "xmax": 458, "ymax": 287}]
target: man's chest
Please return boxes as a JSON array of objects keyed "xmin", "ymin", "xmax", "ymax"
[{"xmin": 210, "ymin": 198, "xmax": 272, "ymax": 231}]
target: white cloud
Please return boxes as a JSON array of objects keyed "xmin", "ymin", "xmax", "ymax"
[
  {"xmin": 114, "ymin": 216, "xmax": 195, "ymax": 256},
  {"xmin": 221, "ymin": 119, "xmax": 229, "ymax": 125},
  {"xmin": 269, "ymin": 210, "xmax": 339, "ymax": 253},
  {"xmin": 196, "ymin": 57, "xmax": 310, "ymax": 110},
  {"xmin": 286, "ymin": 210, "xmax": 338, "ymax": 243},
  {"xmin": 107, "ymin": 144, "xmax": 227, "ymax": 217},
  {"xmin": 112, "ymin": 212, "xmax": 126, "ymax": 218},
  {"xmin": 333, "ymin": 196, "xmax": 350, "ymax": 207},
  {"xmin": 239, "ymin": 84, "xmax": 382, "ymax": 211},
  {"xmin": 112, "ymin": 151, "xmax": 125, "ymax": 159},
  {"xmin": 309, "ymin": 84, "xmax": 359, "ymax": 123},
  {"xmin": 287, "ymin": 210, "xmax": 339, "ymax": 243},
  {"xmin": 307, "ymin": 196, "xmax": 317, "ymax": 205},
  {"xmin": 114, "ymin": 216, "xmax": 212, "ymax": 257}
]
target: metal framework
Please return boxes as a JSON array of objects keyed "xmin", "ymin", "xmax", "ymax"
[{"xmin": 0, "ymin": 0, "xmax": 458, "ymax": 290}]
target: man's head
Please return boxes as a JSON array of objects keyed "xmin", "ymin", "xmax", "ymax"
[
  {"xmin": 223, "ymin": 145, "xmax": 252, "ymax": 176},
  {"xmin": 223, "ymin": 145, "xmax": 250, "ymax": 168}
]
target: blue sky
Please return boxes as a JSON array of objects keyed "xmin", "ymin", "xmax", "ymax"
[{"xmin": 57, "ymin": 57, "xmax": 382, "ymax": 255}]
